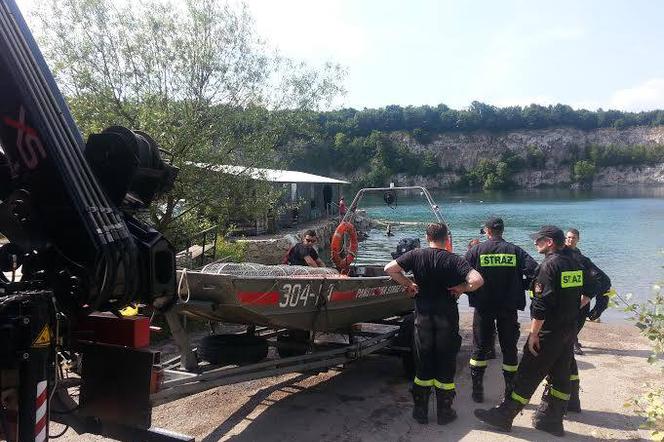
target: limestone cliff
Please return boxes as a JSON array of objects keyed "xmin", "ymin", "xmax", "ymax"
[{"xmin": 372, "ymin": 126, "xmax": 664, "ymax": 188}]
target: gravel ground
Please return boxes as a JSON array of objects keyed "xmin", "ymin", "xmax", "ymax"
[{"xmin": 53, "ymin": 313, "xmax": 662, "ymax": 441}]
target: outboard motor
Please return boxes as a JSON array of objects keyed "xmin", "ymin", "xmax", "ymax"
[{"xmin": 391, "ymin": 237, "xmax": 421, "ymax": 259}]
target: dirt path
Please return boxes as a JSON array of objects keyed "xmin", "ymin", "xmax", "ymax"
[{"xmin": 55, "ymin": 314, "xmax": 661, "ymax": 441}]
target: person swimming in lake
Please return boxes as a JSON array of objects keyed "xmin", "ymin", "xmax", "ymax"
[{"xmin": 386, "ymin": 223, "xmax": 394, "ymax": 236}]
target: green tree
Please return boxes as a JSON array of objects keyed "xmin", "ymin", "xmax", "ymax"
[
  {"xmin": 420, "ymin": 152, "xmax": 441, "ymax": 175},
  {"xmin": 33, "ymin": 0, "xmax": 345, "ymax": 241},
  {"xmin": 461, "ymin": 157, "xmax": 514, "ymax": 191},
  {"xmin": 522, "ymin": 104, "xmax": 550, "ymax": 129},
  {"xmin": 334, "ymin": 132, "xmax": 348, "ymax": 149},
  {"xmin": 573, "ymin": 160, "xmax": 596, "ymax": 184},
  {"xmin": 412, "ymin": 128, "xmax": 432, "ymax": 144},
  {"xmin": 526, "ymin": 146, "xmax": 546, "ymax": 169}
]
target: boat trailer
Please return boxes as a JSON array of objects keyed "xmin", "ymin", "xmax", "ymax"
[{"xmin": 154, "ymin": 312, "xmax": 413, "ymax": 407}]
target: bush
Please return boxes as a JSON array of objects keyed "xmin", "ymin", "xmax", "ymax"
[
  {"xmin": 412, "ymin": 128, "xmax": 433, "ymax": 144},
  {"xmin": 573, "ymin": 160, "xmax": 596, "ymax": 183},
  {"xmin": 215, "ymin": 237, "xmax": 246, "ymax": 262},
  {"xmin": 526, "ymin": 145, "xmax": 546, "ymax": 169},
  {"xmin": 624, "ymin": 256, "xmax": 664, "ymax": 440},
  {"xmin": 460, "ymin": 158, "xmax": 514, "ymax": 191}
]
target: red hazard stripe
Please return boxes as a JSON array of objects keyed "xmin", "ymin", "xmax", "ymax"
[
  {"xmin": 35, "ymin": 414, "xmax": 47, "ymax": 436},
  {"xmin": 36, "ymin": 389, "xmax": 47, "ymax": 407},
  {"xmin": 35, "ymin": 380, "xmax": 48, "ymax": 440},
  {"xmin": 330, "ymin": 290, "xmax": 356, "ymax": 302},
  {"xmin": 237, "ymin": 291, "xmax": 279, "ymax": 305}
]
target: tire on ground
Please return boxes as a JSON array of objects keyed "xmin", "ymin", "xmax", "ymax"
[
  {"xmin": 276, "ymin": 329, "xmax": 310, "ymax": 358},
  {"xmin": 198, "ymin": 334, "xmax": 268, "ymax": 365}
]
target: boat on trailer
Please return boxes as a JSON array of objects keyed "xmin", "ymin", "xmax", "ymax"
[
  {"xmin": 177, "ymin": 263, "xmax": 412, "ymax": 332},
  {"xmin": 175, "ymin": 186, "xmax": 450, "ymax": 333}
]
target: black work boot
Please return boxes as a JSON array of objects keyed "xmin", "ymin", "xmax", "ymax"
[
  {"xmin": 573, "ymin": 341, "xmax": 584, "ymax": 355},
  {"xmin": 502, "ymin": 371, "xmax": 516, "ymax": 400},
  {"xmin": 435, "ymin": 389, "xmax": 457, "ymax": 425},
  {"xmin": 532, "ymin": 395, "xmax": 567, "ymax": 437},
  {"xmin": 471, "ymin": 367, "xmax": 485, "ymax": 403},
  {"xmin": 411, "ymin": 384, "xmax": 431, "ymax": 424},
  {"xmin": 567, "ymin": 380, "xmax": 581, "ymax": 413},
  {"xmin": 474, "ymin": 398, "xmax": 524, "ymax": 432}
]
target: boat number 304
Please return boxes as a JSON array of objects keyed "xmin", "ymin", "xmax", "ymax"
[{"xmin": 279, "ymin": 283, "xmax": 318, "ymax": 308}]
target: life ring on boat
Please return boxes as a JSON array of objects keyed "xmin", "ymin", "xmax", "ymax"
[{"xmin": 331, "ymin": 222, "xmax": 359, "ymax": 272}]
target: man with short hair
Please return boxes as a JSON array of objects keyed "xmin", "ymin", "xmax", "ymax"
[
  {"xmin": 565, "ymin": 228, "xmax": 611, "ymax": 338},
  {"xmin": 385, "ymin": 223, "xmax": 484, "ymax": 425},
  {"xmin": 286, "ymin": 230, "xmax": 325, "ymax": 267},
  {"xmin": 465, "ymin": 217, "xmax": 538, "ymax": 403},
  {"xmin": 563, "ymin": 227, "xmax": 612, "ymax": 412},
  {"xmin": 475, "ymin": 226, "xmax": 591, "ymax": 437}
]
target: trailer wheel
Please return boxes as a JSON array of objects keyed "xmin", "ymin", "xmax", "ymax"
[
  {"xmin": 198, "ymin": 334, "xmax": 268, "ymax": 365},
  {"xmin": 277, "ymin": 329, "xmax": 310, "ymax": 358},
  {"xmin": 394, "ymin": 314, "xmax": 415, "ymax": 379}
]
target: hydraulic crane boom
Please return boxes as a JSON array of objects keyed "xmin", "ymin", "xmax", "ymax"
[
  {"xmin": 0, "ymin": 0, "xmax": 177, "ymax": 312},
  {"xmin": 0, "ymin": 0, "xmax": 181, "ymax": 440}
]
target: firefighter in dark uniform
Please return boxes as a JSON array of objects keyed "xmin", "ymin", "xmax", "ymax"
[
  {"xmin": 385, "ymin": 223, "xmax": 484, "ymax": 425},
  {"xmin": 475, "ymin": 226, "xmax": 593, "ymax": 437},
  {"xmin": 566, "ymin": 228, "xmax": 612, "ymax": 353},
  {"xmin": 563, "ymin": 228, "xmax": 612, "ymax": 412},
  {"xmin": 465, "ymin": 217, "xmax": 538, "ymax": 403}
]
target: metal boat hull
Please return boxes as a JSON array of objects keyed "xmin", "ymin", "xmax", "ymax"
[{"xmin": 177, "ymin": 269, "xmax": 413, "ymax": 331}]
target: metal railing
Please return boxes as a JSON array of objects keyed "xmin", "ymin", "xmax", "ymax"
[
  {"xmin": 326, "ymin": 201, "xmax": 341, "ymax": 217},
  {"xmin": 177, "ymin": 225, "xmax": 218, "ymax": 269}
]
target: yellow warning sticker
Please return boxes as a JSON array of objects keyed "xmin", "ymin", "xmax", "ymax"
[
  {"xmin": 120, "ymin": 305, "xmax": 139, "ymax": 317},
  {"xmin": 32, "ymin": 325, "xmax": 51, "ymax": 348}
]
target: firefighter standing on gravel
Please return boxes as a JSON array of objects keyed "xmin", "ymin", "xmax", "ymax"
[
  {"xmin": 464, "ymin": 217, "xmax": 538, "ymax": 403},
  {"xmin": 385, "ymin": 223, "xmax": 484, "ymax": 425},
  {"xmin": 475, "ymin": 225, "xmax": 593, "ymax": 437},
  {"xmin": 565, "ymin": 228, "xmax": 612, "ymax": 353},
  {"xmin": 564, "ymin": 228, "xmax": 612, "ymax": 412}
]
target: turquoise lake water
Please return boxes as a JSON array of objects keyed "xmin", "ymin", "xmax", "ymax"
[{"xmin": 354, "ymin": 187, "xmax": 664, "ymax": 320}]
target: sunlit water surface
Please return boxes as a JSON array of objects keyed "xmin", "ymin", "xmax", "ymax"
[{"xmin": 352, "ymin": 187, "xmax": 664, "ymax": 320}]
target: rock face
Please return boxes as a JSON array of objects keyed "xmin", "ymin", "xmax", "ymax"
[
  {"xmin": 373, "ymin": 126, "xmax": 664, "ymax": 189},
  {"xmin": 238, "ymin": 214, "xmax": 375, "ymax": 265},
  {"xmin": 237, "ymin": 235, "xmax": 299, "ymax": 265},
  {"xmin": 398, "ymin": 126, "xmax": 664, "ymax": 170},
  {"xmin": 594, "ymin": 163, "xmax": 664, "ymax": 186}
]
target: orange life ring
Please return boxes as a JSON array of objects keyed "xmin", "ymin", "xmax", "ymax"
[
  {"xmin": 444, "ymin": 234, "xmax": 453, "ymax": 252},
  {"xmin": 331, "ymin": 222, "xmax": 359, "ymax": 272}
]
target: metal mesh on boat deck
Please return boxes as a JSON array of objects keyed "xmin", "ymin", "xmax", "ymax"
[{"xmin": 200, "ymin": 262, "xmax": 340, "ymax": 277}]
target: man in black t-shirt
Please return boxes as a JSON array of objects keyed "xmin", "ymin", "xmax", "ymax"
[
  {"xmin": 286, "ymin": 230, "xmax": 325, "ymax": 267},
  {"xmin": 385, "ymin": 223, "xmax": 484, "ymax": 426}
]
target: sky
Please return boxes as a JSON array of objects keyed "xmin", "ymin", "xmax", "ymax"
[
  {"xmin": 244, "ymin": 0, "xmax": 664, "ymax": 111},
  {"xmin": 14, "ymin": 0, "xmax": 664, "ymax": 112}
]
